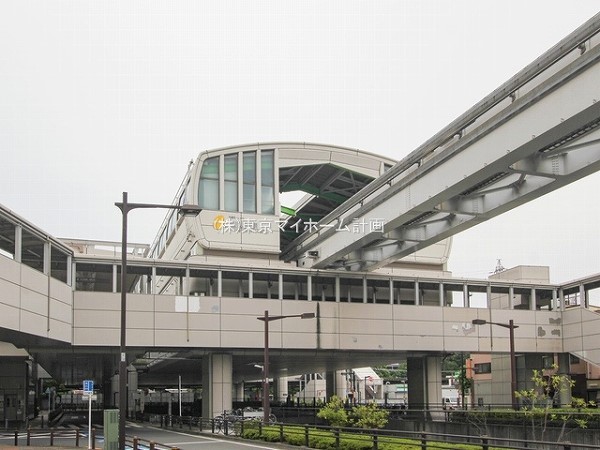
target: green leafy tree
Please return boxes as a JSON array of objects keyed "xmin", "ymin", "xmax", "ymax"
[
  {"xmin": 350, "ymin": 402, "xmax": 389, "ymax": 429},
  {"xmin": 515, "ymin": 364, "xmax": 596, "ymax": 442},
  {"xmin": 316, "ymin": 395, "xmax": 349, "ymax": 427}
]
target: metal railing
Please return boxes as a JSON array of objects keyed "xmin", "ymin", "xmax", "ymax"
[{"xmin": 147, "ymin": 412, "xmax": 600, "ymax": 450}]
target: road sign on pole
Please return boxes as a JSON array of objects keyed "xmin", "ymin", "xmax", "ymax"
[
  {"xmin": 83, "ymin": 380, "xmax": 94, "ymax": 395},
  {"xmin": 83, "ymin": 380, "xmax": 94, "ymax": 449}
]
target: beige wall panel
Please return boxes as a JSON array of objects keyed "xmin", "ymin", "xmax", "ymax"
[
  {"xmin": 220, "ymin": 331, "xmax": 262, "ymax": 348},
  {"xmin": 220, "ymin": 298, "xmax": 280, "ymax": 316},
  {"xmin": 281, "ymin": 302, "xmax": 321, "ymax": 317},
  {"xmin": 337, "ymin": 303, "xmax": 392, "ymax": 320},
  {"xmin": 186, "ymin": 330, "xmax": 221, "ymax": 347},
  {"xmin": 563, "ymin": 337, "xmax": 584, "ymax": 352},
  {"xmin": 74, "ymin": 292, "xmax": 120, "ymax": 310},
  {"xmin": 442, "ymin": 307, "xmax": 479, "ymax": 324},
  {"xmin": 394, "ymin": 320, "xmax": 445, "ymax": 336},
  {"xmin": 0, "ymin": 304, "xmax": 20, "ymax": 330},
  {"xmin": 50, "ymin": 298, "xmax": 71, "ymax": 323},
  {"xmin": 155, "ymin": 312, "xmax": 187, "ymax": 330},
  {"xmin": 154, "ymin": 329, "xmax": 189, "ymax": 346},
  {"xmin": 154, "ymin": 295, "xmax": 180, "ymax": 313},
  {"xmin": 127, "ymin": 329, "xmax": 155, "ymax": 347},
  {"xmin": 562, "ymin": 322, "xmax": 583, "ymax": 339},
  {"xmin": 127, "ymin": 294, "xmax": 154, "ymax": 311},
  {"xmin": 339, "ymin": 334, "xmax": 394, "ymax": 350},
  {"xmin": 317, "ymin": 317, "xmax": 339, "ymax": 335},
  {"xmin": 48, "ymin": 319, "xmax": 72, "ymax": 342},
  {"xmin": 281, "ymin": 333, "xmax": 317, "ymax": 348},
  {"xmin": 315, "ymin": 333, "xmax": 339, "ymax": 349},
  {"xmin": 534, "ymin": 339, "xmax": 562, "ymax": 353},
  {"xmin": 20, "ymin": 265, "xmax": 47, "ymax": 294},
  {"xmin": 73, "ymin": 328, "xmax": 119, "ymax": 345},
  {"xmin": 74, "ymin": 309, "xmax": 119, "ymax": 328},
  {"xmin": 50, "ymin": 278, "xmax": 72, "ymax": 304},
  {"xmin": 0, "ymin": 255, "xmax": 20, "ymax": 283},
  {"xmin": 195, "ymin": 297, "xmax": 221, "ymax": 314},
  {"xmin": 20, "ymin": 289, "xmax": 47, "ymax": 315},
  {"xmin": 0, "ymin": 278, "xmax": 20, "ymax": 307},
  {"xmin": 338, "ymin": 318, "xmax": 392, "ymax": 335},
  {"xmin": 127, "ymin": 311, "xmax": 155, "ymax": 328},
  {"xmin": 188, "ymin": 313, "xmax": 222, "ymax": 331},
  {"xmin": 393, "ymin": 335, "xmax": 443, "ymax": 350},
  {"xmin": 20, "ymin": 310, "xmax": 46, "ymax": 335},
  {"xmin": 220, "ymin": 314, "xmax": 262, "ymax": 333},
  {"xmin": 396, "ymin": 305, "xmax": 443, "ymax": 321},
  {"xmin": 440, "ymin": 335, "xmax": 482, "ymax": 352}
]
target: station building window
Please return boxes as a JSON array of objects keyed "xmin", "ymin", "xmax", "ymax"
[
  {"xmin": 261, "ymin": 150, "xmax": 275, "ymax": 214},
  {"xmin": 243, "ymin": 152, "xmax": 257, "ymax": 213},
  {"xmin": 199, "ymin": 156, "xmax": 219, "ymax": 210},
  {"xmin": 50, "ymin": 245, "xmax": 69, "ymax": 283},
  {"xmin": 197, "ymin": 150, "xmax": 275, "ymax": 214},
  {"xmin": 224, "ymin": 154, "xmax": 238, "ymax": 212},
  {"xmin": 21, "ymin": 229, "xmax": 45, "ymax": 273},
  {"xmin": 0, "ymin": 216, "xmax": 16, "ymax": 259}
]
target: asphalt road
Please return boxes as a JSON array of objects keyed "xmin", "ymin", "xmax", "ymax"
[{"xmin": 124, "ymin": 422, "xmax": 288, "ymax": 450}]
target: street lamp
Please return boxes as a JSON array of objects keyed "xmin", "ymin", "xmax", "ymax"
[
  {"xmin": 471, "ymin": 318, "xmax": 519, "ymax": 410},
  {"xmin": 257, "ymin": 310, "xmax": 316, "ymax": 424},
  {"xmin": 115, "ymin": 192, "xmax": 201, "ymax": 450}
]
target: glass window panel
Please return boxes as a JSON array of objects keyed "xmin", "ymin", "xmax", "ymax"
[
  {"xmin": 21, "ymin": 229, "xmax": 45, "ymax": 273},
  {"xmin": 261, "ymin": 150, "xmax": 275, "ymax": 214},
  {"xmin": 224, "ymin": 154, "xmax": 239, "ymax": 212},
  {"xmin": 0, "ymin": 216, "xmax": 16, "ymax": 259},
  {"xmin": 76, "ymin": 263, "xmax": 113, "ymax": 292},
  {"xmin": 50, "ymin": 246, "xmax": 69, "ymax": 283},
  {"xmin": 199, "ymin": 157, "xmax": 220, "ymax": 210},
  {"xmin": 243, "ymin": 152, "xmax": 256, "ymax": 213},
  {"xmin": 261, "ymin": 186, "xmax": 274, "ymax": 214}
]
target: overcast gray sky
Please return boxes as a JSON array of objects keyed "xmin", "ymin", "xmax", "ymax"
[{"xmin": 1, "ymin": 1, "xmax": 599, "ymax": 284}]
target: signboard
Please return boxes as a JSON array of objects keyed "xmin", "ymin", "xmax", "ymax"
[{"xmin": 83, "ymin": 380, "xmax": 94, "ymax": 395}]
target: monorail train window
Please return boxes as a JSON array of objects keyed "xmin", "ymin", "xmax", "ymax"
[
  {"xmin": 243, "ymin": 152, "xmax": 257, "ymax": 213},
  {"xmin": 199, "ymin": 156, "xmax": 219, "ymax": 210},
  {"xmin": 261, "ymin": 150, "xmax": 275, "ymax": 214},
  {"xmin": 224, "ymin": 154, "xmax": 238, "ymax": 212}
]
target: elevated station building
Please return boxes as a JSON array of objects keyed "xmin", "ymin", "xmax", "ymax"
[{"xmin": 3, "ymin": 12, "xmax": 600, "ymax": 425}]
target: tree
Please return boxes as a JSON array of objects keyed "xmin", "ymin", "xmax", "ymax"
[
  {"xmin": 350, "ymin": 402, "xmax": 389, "ymax": 429},
  {"xmin": 515, "ymin": 364, "xmax": 596, "ymax": 442},
  {"xmin": 316, "ymin": 395, "xmax": 349, "ymax": 427}
]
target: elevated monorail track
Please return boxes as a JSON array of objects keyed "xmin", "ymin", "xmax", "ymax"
[{"xmin": 282, "ymin": 13, "xmax": 600, "ymax": 271}]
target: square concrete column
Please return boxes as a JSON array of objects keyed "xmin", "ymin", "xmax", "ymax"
[{"xmin": 202, "ymin": 353, "xmax": 232, "ymax": 418}]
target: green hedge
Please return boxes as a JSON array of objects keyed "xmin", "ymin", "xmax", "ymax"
[{"xmin": 240, "ymin": 422, "xmax": 504, "ymax": 450}]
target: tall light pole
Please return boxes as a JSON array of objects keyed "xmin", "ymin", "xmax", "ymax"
[
  {"xmin": 257, "ymin": 311, "xmax": 315, "ymax": 424},
  {"xmin": 472, "ymin": 318, "xmax": 519, "ymax": 410},
  {"xmin": 115, "ymin": 192, "xmax": 201, "ymax": 450}
]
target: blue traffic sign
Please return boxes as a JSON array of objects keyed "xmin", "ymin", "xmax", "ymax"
[{"xmin": 83, "ymin": 379, "xmax": 94, "ymax": 394}]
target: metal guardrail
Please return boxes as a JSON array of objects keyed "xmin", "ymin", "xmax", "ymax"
[{"xmin": 147, "ymin": 411, "xmax": 600, "ymax": 450}]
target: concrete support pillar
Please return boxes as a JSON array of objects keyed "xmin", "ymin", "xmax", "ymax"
[
  {"xmin": 463, "ymin": 284, "xmax": 469, "ymax": 308},
  {"xmin": 508, "ymin": 286, "xmax": 514, "ymax": 309},
  {"xmin": 234, "ymin": 381, "xmax": 245, "ymax": 402},
  {"xmin": 414, "ymin": 281, "xmax": 420, "ymax": 305},
  {"xmin": 530, "ymin": 288, "xmax": 536, "ymax": 310},
  {"xmin": 128, "ymin": 368, "xmax": 138, "ymax": 418},
  {"xmin": 202, "ymin": 353, "xmax": 232, "ymax": 418},
  {"xmin": 324, "ymin": 371, "xmax": 338, "ymax": 401},
  {"xmin": 276, "ymin": 376, "xmax": 289, "ymax": 403},
  {"xmin": 557, "ymin": 353, "xmax": 573, "ymax": 407},
  {"xmin": 407, "ymin": 355, "xmax": 443, "ymax": 416}
]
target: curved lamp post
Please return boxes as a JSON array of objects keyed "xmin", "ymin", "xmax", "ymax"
[
  {"xmin": 472, "ymin": 318, "xmax": 519, "ymax": 410},
  {"xmin": 115, "ymin": 192, "xmax": 201, "ymax": 450},
  {"xmin": 257, "ymin": 311, "xmax": 316, "ymax": 423}
]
